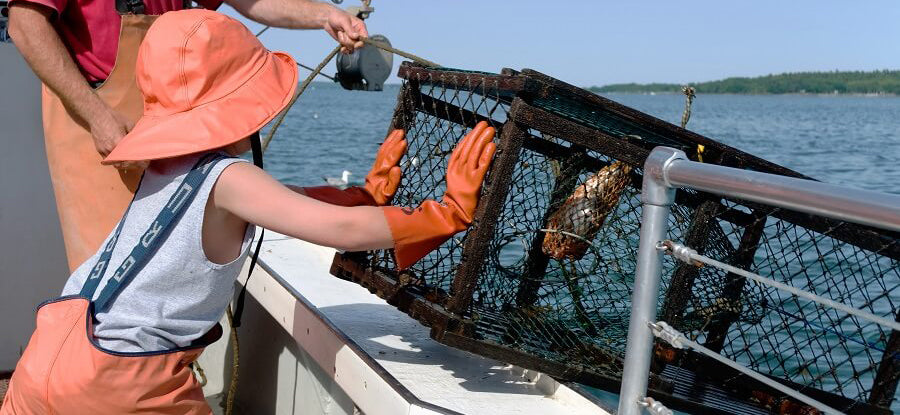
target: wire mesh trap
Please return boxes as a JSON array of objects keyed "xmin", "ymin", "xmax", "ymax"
[{"xmin": 329, "ymin": 63, "xmax": 900, "ymax": 415}]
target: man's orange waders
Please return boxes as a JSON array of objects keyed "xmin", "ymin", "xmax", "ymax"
[
  {"xmin": 0, "ymin": 154, "xmax": 224, "ymax": 415},
  {"xmin": 42, "ymin": 13, "xmax": 155, "ymax": 271}
]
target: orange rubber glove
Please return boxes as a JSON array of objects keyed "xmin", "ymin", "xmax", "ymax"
[
  {"xmin": 303, "ymin": 130, "xmax": 407, "ymax": 206},
  {"xmin": 382, "ymin": 121, "xmax": 497, "ymax": 270}
]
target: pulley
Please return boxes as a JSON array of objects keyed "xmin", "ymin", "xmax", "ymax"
[{"xmin": 335, "ymin": 34, "xmax": 392, "ymax": 91}]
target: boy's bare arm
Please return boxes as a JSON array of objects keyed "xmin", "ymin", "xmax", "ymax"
[
  {"xmin": 216, "ymin": 121, "xmax": 496, "ymax": 269},
  {"xmin": 213, "ymin": 162, "xmax": 394, "ymax": 252}
]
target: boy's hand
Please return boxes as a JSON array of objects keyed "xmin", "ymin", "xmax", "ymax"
[
  {"xmin": 381, "ymin": 121, "xmax": 497, "ymax": 269},
  {"xmin": 298, "ymin": 129, "xmax": 407, "ymax": 206},
  {"xmin": 364, "ymin": 129, "xmax": 407, "ymax": 205},
  {"xmin": 215, "ymin": 123, "xmax": 495, "ymax": 264},
  {"xmin": 441, "ymin": 121, "xmax": 497, "ymax": 223}
]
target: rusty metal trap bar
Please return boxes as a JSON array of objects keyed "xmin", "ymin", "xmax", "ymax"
[{"xmin": 329, "ymin": 62, "xmax": 900, "ymax": 415}]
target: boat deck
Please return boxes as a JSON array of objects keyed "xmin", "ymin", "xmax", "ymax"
[{"xmin": 239, "ymin": 231, "xmax": 609, "ymax": 415}]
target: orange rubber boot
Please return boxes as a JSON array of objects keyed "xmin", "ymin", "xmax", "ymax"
[
  {"xmin": 382, "ymin": 122, "xmax": 496, "ymax": 269},
  {"xmin": 304, "ymin": 130, "xmax": 407, "ymax": 206}
]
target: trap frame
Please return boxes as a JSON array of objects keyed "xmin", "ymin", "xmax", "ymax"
[{"xmin": 330, "ymin": 62, "xmax": 900, "ymax": 414}]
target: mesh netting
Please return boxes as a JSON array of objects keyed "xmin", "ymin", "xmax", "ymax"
[
  {"xmin": 363, "ymin": 68, "xmax": 510, "ymax": 299},
  {"xmin": 673, "ymin": 199, "xmax": 900, "ymax": 411},
  {"xmin": 341, "ymin": 64, "xmax": 899, "ymax": 414}
]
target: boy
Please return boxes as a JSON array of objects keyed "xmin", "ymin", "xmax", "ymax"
[{"xmin": 1, "ymin": 9, "xmax": 495, "ymax": 414}]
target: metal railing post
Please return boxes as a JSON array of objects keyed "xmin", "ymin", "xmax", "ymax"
[{"xmin": 618, "ymin": 147, "xmax": 685, "ymax": 415}]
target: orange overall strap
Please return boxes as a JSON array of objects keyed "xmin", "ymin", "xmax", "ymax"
[{"xmin": 42, "ymin": 14, "xmax": 157, "ymax": 272}]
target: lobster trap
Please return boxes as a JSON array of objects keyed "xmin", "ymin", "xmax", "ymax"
[{"xmin": 330, "ymin": 63, "xmax": 900, "ymax": 414}]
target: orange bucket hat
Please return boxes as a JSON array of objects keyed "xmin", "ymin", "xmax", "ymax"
[{"xmin": 104, "ymin": 9, "xmax": 298, "ymax": 164}]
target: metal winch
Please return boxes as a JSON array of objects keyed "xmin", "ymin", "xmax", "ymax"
[{"xmin": 334, "ymin": 34, "xmax": 392, "ymax": 91}]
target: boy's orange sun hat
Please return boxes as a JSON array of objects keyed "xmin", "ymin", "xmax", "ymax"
[{"xmin": 103, "ymin": 9, "xmax": 298, "ymax": 164}]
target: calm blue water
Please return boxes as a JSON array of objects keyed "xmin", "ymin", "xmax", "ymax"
[
  {"xmin": 264, "ymin": 83, "xmax": 899, "ymax": 194},
  {"xmin": 261, "ymin": 83, "xmax": 899, "ymax": 413}
]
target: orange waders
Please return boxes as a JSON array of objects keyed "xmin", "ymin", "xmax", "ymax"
[
  {"xmin": 42, "ymin": 14, "xmax": 156, "ymax": 272},
  {"xmin": 0, "ymin": 154, "xmax": 224, "ymax": 415}
]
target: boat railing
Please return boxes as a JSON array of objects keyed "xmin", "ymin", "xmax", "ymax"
[{"xmin": 618, "ymin": 146, "xmax": 900, "ymax": 415}]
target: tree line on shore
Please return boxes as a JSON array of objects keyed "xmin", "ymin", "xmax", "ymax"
[{"xmin": 591, "ymin": 70, "xmax": 900, "ymax": 94}]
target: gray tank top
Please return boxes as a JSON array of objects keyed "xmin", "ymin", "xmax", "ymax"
[{"xmin": 62, "ymin": 152, "xmax": 254, "ymax": 353}]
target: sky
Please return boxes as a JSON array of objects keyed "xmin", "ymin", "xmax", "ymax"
[{"xmin": 221, "ymin": 1, "xmax": 900, "ymax": 87}]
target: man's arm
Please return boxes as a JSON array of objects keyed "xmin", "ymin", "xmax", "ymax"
[
  {"xmin": 225, "ymin": 0, "xmax": 368, "ymax": 52},
  {"xmin": 8, "ymin": 3, "xmax": 132, "ymax": 158}
]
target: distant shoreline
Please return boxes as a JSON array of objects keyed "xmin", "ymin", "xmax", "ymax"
[
  {"xmin": 597, "ymin": 91, "xmax": 898, "ymax": 97},
  {"xmin": 591, "ymin": 70, "xmax": 900, "ymax": 95}
]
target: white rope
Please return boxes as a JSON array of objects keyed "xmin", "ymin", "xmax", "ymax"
[
  {"xmin": 649, "ymin": 321, "xmax": 845, "ymax": 415},
  {"xmin": 659, "ymin": 240, "xmax": 900, "ymax": 332}
]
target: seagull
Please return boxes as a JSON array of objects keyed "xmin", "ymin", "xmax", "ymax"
[{"xmin": 324, "ymin": 170, "xmax": 352, "ymax": 188}]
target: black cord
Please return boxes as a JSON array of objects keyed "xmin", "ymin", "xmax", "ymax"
[{"xmin": 232, "ymin": 132, "xmax": 264, "ymax": 327}]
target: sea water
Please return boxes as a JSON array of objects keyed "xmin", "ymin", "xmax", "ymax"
[
  {"xmin": 263, "ymin": 83, "xmax": 898, "ymax": 194},
  {"xmin": 262, "ymin": 82, "xmax": 899, "ymax": 412}
]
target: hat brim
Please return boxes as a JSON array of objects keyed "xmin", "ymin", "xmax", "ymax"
[{"xmin": 103, "ymin": 51, "xmax": 298, "ymax": 164}]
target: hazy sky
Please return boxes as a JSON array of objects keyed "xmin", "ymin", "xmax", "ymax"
[{"xmin": 222, "ymin": 1, "xmax": 900, "ymax": 87}]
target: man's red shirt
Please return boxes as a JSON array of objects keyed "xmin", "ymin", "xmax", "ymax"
[{"xmin": 10, "ymin": 0, "xmax": 222, "ymax": 82}]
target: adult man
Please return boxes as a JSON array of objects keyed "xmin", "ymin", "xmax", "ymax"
[{"xmin": 8, "ymin": 0, "xmax": 367, "ymax": 270}]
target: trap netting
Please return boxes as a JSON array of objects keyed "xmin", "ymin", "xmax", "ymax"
[
  {"xmin": 330, "ymin": 63, "xmax": 899, "ymax": 415},
  {"xmin": 661, "ymin": 199, "xmax": 900, "ymax": 414}
]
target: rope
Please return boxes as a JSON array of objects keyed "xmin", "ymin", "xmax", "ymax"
[
  {"xmin": 253, "ymin": 10, "xmax": 440, "ymax": 152},
  {"xmin": 258, "ymin": 37, "xmax": 440, "ymax": 152},
  {"xmin": 261, "ymin": 45, "xmax": 342, "ymax": 153},
  {"xmin": 649, "ymin": 321, "xmax": 844, "ymax": 415},
  {"xmin": 255, "ymin": 25, "xmax": 440, "ymax": 67},
  {"xmin": 679, "ymin": 86, "xmax": 705, "ymax": 161},
  {"xmin": 224, "ymin": 306, "xmax": 240, "ymax": 415},
  {"xmin": 680, "ymin": 86, "xmax": 695, "ymax": 129},
  {"xmin": 227, "ymin": 11, "xmax": 441, "ymax": 409},
  {"xmin": 659, "ymin": 240, "xmax": 900, "ymax": 332},
  {"xmin": 298, "ymin": 62, "xmax": 335, "ymax": 81},
  {"xmin": 360, "ymin": 37, "xmax": 440, "ymax": 67},
  {"xmin": 191, "ymin": 361, "xmax": 208, "ymax": 387}
]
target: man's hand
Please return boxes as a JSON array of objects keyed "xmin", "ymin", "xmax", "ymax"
[
  {"xmin": 89, "ymin": 107, "xmax": 131, "ymax": 157},
  {"xmin": 323, "ymin": 7, "xmax": 368, "ymax": 54},
  {"xmin": 89, "ymin": 107, "xmax": 145, "ymax": 170},
  {"xmin": 225, "ymin": 0, "xmax": 369, "ymax": 53},
  {"xmin": 9, "ymin": 3, "xmax": 140, "ymax": 170}
]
